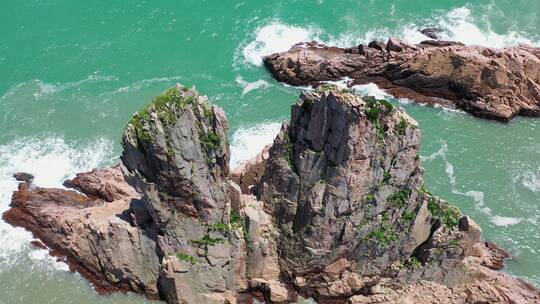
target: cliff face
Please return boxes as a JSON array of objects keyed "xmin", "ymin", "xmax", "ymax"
[
  {"xmin": 257, "ymin": 88, "xmax": 424, "ymax": 276},
  {"xmin": 263, "ymin": 38, "xmax": 540, "ymax": 122},
  {"xmin": 3, "ymin": 85, "xmax": 540, "ymax": 304},
  {"xmin": 120, "ymin": 85, "xmax": 248, "ymax": 303}
]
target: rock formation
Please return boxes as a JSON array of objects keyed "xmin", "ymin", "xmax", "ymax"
[
  {"xmin": 4, "ymin": 165, "xmax": 160, "ymax": 297},
  {"xmin": 263, "ymin": 38, "xmax": 540, "ymax": 122},
  {"xmin": 4, "ymin": 85, "xmax": 540, "ymax": 303}
]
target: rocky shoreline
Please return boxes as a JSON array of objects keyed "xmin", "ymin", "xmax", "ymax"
[
  {"xmin": 263, "ymin": 37, "xmax": 540, "ymax": 122},
  {"xmin": 3, "ymin": 85, "xmax": 540, "ymax": 303}
]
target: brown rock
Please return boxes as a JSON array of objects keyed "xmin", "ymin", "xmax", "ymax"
[
  {"xmin": 2, "ymin": 172, "xmax": 159, "ymax": 298},
  {"xmin": 263, "ymin": 39, "xmax": 540, "ymax": 122},
  {"xmin": 324, "ymin": 258, "xmax": 352, "ymax": 281},
  {"xmin": 63, "ymin": 164, "xmax": 139, "ymax": 202},
  {"xmin": 13, "ymin": 172, "xmax": 34, "ymax": 183}
]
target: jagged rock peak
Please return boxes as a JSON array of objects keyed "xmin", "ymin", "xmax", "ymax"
[
  {"xmin": 121, "ymin": 85, "xmax": 249, "ymax": 303},
  {"xmin": 121, "ymin": 84, "xmax": 230, "ymax": 222},
  {"xmin": 256, "ymin": 85, "xmax": 446, "ymax": 275}
]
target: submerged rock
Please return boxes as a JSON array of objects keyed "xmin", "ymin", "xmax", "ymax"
[
  {"xmin": 420, "ymin": 27, "xmax": 444, "ymax": 40},
  {"xmin": 13, "ymin": 172, "xmax": 34, "ymax": 183},
  {"xmin": 3, "ymin": 85, "xmax": 540, "ymax": 303},
  {"xmin": 263, "ymin": 38, "xmax": 540, "ymax": 122}
]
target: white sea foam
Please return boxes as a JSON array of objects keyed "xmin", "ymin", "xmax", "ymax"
[
  {"xmin": 351, "ymin": 83, "xmax": 393, "ymax": 100},
  {"xmin": 0, "ymin": 136, "xmax": 114, "ymax": 272},
  {"xmin": 358, "ymin": 7, "xmax": 538, "ymax": 47},
  {"xmin": 230, "ymin": 122, "xmax": 282, "ymax": 169},
  {"xmin": 241, "ymin": 7, "xmax": 538, "ymax": 68},
  {"xmin": 235, "ymin": 77, "xmax": 270, "ymax": 96},
  {"xmin": 519, "ymin": 166, "xmax": 540, "ymax": 193},
  {"xmin": 434, "ymin": 7, "xmax": 536, "ymax": 48},
  {"xmin": 421, "ymin": 141, "xmax": 523, "ymax": 227},
  {"xmin": 112, "ymin": 76, "xmax": 184, "ymax": 94},
  {"xmin": 242, "ymin": 21, "xmax": 320, "ymax": 66},
  {"xmin": 491, "ymin": 215, "xmax": 522, "ymax": 227}
]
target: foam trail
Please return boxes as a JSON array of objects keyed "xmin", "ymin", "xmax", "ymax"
[
  {"xmin": 32, "ymin": 72, "xmax": 119, "ymax": 99},
  {"xmin": 112, "ymin": 76, "xmax": 184, "ymax": 94},
  {"xmin": 0, "ymin": 136, "xmax": 114, "ymax": 272},
  {"xmin": 235, "ymin": 77, "xmax": 270, "ymax": 96},
  {"xmin": 519, "ymin": 166, "xmax": 540, "ymax": 193},
  {"xmin": 421, "ymin": 141, "xmax": 522, "ymax": 227},
  {"xmin": 230, "ymin": 122, "xmax": 282, "ymax": 169}
]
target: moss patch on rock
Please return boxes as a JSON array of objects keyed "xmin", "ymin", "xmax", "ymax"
[
  {"xmin": 129, "ymin": 86, "xmax": 198, "ymax": 141},
  {"xmin": 427, "ymin": 197, "xmax": 461, "ymax": 228}
]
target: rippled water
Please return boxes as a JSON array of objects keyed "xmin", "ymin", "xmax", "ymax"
[{"xmin": 1, "ymin": 1, "xmax": 539, "ymax": 303}]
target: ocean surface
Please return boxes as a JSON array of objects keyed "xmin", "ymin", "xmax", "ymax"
[{"xmin": 1, "ymin": 1, "xmax": 539, "ymax": 303}]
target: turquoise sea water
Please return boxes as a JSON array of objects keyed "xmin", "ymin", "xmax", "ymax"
[{"xmin": 1, "ymin": 1, "xmax": 539, "ymax": 303}]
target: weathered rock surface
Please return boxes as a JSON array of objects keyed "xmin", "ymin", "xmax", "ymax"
[
  {"xmin": 120, "ymin": 85, "xmax": 249, "ymax": 303},
  {"xmin": 3, "ymin": 166, "xmax": 161, "ymax": 298},
  {"xmin": 263, "ymin": 38, "xmax": 540, "ymax": 122},
  {"xmin": 243, "ymin": 86, "xmax": 540, "ymax": 303},
  {"xmin": 231, "ymin": 144, "xmax": 271, "ymax": 195},
  {"xmin": 63, "ymin": 164, "xmax": 139, "ymax": 202},
  {"xmin": 4, "ymin": 85, "xmax": 540, "ymax": 303}
]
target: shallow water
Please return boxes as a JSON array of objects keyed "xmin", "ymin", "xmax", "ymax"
[{"xmin": 1, "ymin": 1, "xmax": 539, "ymax": 303}]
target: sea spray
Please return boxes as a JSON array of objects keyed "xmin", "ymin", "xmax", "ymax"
[
  {"xmin": 230, "ymin": 122, "xmax": 282, "ymax": 169},
  {"xmin": 240, "ymin": 6, "xmax": 539, "ymax": 68},
  {"xmin": 0, "ymin": 136, "xmax": 114, "ymax": 272}
]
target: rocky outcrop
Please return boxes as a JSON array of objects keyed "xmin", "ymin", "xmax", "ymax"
[
  {"xmin": 120, "ymin": 85, "xmax": 250, "ymax": 304},
  {"xmin": 420, "ymin": 27, "xmax": 444, "ymax": 40},
  {"xmin": 263, "ymin": 38, "xmax": 540, "ymax": 122},
  {"xmin": 3, "ymin": 85, "xmax": 540, "ymax": 303},
  {"xmin": 3, "ymin": 166, "xmax": 161, "ymax": 298},
  {"xmin": 243, "ymin": 86, "xmax": 540, "ymax": 303}
]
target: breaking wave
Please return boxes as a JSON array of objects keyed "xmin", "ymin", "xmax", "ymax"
[
  {"xmin": 242, "ymin": 21, "xmax": 319, "ymax": 66},
  {"xmin": 0, "ymin": 136, "xmax": 115, "ymax": 272},
  {"xmin": 240, "ymin": 6, "xmax": 538, "ymax": 67},
  {"xmin": 229, "ymin": 122, "xmax": 282, "ymax": 169}
]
